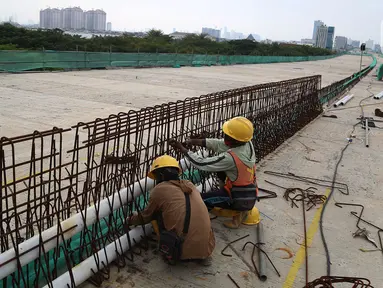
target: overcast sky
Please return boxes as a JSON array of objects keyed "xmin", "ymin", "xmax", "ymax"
[{"xmin": 1, "ymin": 0, "xmax": 382, "ymax": 43}]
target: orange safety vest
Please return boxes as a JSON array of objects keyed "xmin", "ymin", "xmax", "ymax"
[{"xmin": 224, "ymin": 150, "xmax": 258, "ymax": 198}]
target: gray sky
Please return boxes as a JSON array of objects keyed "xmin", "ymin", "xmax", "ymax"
[{"xmin": 1, "ymin": 0, "xmax": 382, "ymax": 43}]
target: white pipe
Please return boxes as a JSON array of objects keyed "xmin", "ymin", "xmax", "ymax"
[
  {"xmin": 333, "ymin": 98, "xmax": 343, "ymax": 107},
  {"xmin": 340, "ymin": 94, "xmax": 354, "ymax": 105},
  {"xmin": 0, "ymin": 150, "xmax": 209, "ymax": 280},
  {"xmin": 333, "ymin": 94, "xmax": 354, "ymax": 107},
  {"xmin": 373, "ymin": 91, "xmax": 383, "ymax": 99},
  {"xmin": 45, "ymin": 177, "xmax": 214, "ymax": 288},
  {"xmin": 43, "ymin": 224, "xmax": 152, "ymax": 288}
]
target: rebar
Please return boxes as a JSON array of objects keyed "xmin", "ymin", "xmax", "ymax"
[{"xmin": 304, "ymin": 276, "xmax": 374, "ymax": 287}]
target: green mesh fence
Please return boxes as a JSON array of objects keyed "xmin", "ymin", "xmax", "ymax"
[{"xmin": 0, "ymin": 50, "xmax": 340, "ymax": 72}]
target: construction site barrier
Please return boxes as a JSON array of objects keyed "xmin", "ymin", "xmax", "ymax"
[
  {"xmin": 0, "ymin": 50, "xmax": 342, "ymax": 72},
  {"xmin": 0, "ymin": 54, "xmax": 375, "ymax": 287},
  {"xmin": 319, "ymin": 54, "xmax": 376, "ymax": 105}
]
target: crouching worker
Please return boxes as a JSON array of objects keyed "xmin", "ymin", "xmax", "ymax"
[
  {"xmin": 126, "ymin": 155, "xmax": 215, "ymax": 265},
  {"xmin": 169, "ymin": 116, "xmax": 258, "ymax": 229}
]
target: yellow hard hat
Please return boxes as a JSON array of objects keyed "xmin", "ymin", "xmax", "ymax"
[
  {"xmin": 148, "ymin": 155, "xmax": 181, "ymax": 179},
  {"xmin": 222, "ymin": 117, "xmax": 254, "ymax": 142},
  {"xmin": 242, "ymin": 206, "xmax": 260, "ymax": 225}
]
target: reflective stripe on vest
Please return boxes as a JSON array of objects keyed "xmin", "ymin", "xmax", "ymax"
[{"xmin": 224, "ymin": 150, "xmax": 258, "ymax": 198}]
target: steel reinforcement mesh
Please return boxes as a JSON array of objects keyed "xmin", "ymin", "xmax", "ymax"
[{"xmin": 0, "ymin": 74, "xmax": 329, "ymax": 288}]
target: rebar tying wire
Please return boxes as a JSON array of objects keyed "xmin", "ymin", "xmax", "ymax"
[
  {"xmin": 221, "ymin": 234, "xmax": 250, "ymax": 257},
  {"xmin": 282, "ymin": 187, "xmax": 315, "ymax": 285},
  {"xmin": 227, "ymin": 274, "xmax": 241, "ymax": 288},
  {"xmin": 241, "ymin": 241, "xmax": 281, "ymax": 279}
]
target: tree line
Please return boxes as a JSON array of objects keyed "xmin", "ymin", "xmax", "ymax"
[{"xmin": 0, "ymin": 23, "xmax": 335, "ymax": 56}]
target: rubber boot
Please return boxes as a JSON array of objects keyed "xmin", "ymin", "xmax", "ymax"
[
  {"xmin": 223, "ymin": 212, "xmax": 248, "ymax": 229},
  {"xmin": 198, "ymin": 256, "xmax": 213, "ymax": 266}
]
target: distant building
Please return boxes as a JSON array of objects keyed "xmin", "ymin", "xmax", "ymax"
[
  {"xmin": 312, "ymin": 20, "xmax": 324, "ymax": 40},
  {"xmin": 381, "ymin": 20, "xmax": 383, "ymax": 48},
  {"xmin": 315, "ymin": 25, "xmax": 328, "ymax": 49},
  {"xmin": 202, "ymin": 27, "xmax": 220, "ymax": 39},
  {"xmin": 301, "ymin": 38, "xmax": 315, "ymax": 46},
  {"xmin": 374, "ymin": 44, "xmax": 381, "ymax": 53},
  {"xmin": 334, "ymin": 36, "xmax": 347, "ymax": 50},
  {"xmin": 62, "ymin": 7, "xmax": 84, "ymax": 30},
  {"xmin": 351, "ymin": 40, "xmax": 360, "ymax": 48},
  {"xmin": 169, "ymin": 32, "xmax": 193, "ymax": 40},
  {"xmin": 326, "ymin": 26, "xmax": 335, "ymax": 49},
  {"xmin": 223, "ymin": 27, "xmax": 229, "ymax": 39},
  {"xmin": 365, "ymin": 39, "xmax": 374, "ymax": 50},
  {"xmin": 40, "ymin": 8, "xmax": 62, "ymax": 29},
  {"xmin": 107, "ymin": 22, "xmax": 112, "ymax": 31},
  {"xmin": 39, "ymin": 8, "xmax": 62, "ymax": 29},
  {"xmin": 39, "ymin": 7, "xmax": 106, "ymax": 31},
  {"xmin": 85, "ymin": 9, "xmax": 106, "ymax": 31}
]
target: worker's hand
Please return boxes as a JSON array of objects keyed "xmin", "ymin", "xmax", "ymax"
[
  {"xmin": 185, "ymin": 138, "xmax": 193, "ymax": 147},
  {"xmin": 124, "ymin": 212, "xmax": 138, "ymax": 231},
  {"xmin": 169, "ymin": 139, "xmax": 185, "ymax": 151}
]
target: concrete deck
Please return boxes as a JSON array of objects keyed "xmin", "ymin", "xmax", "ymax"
[
  {"xmin": 1, "ymin": 55, "xmax": 382, "ymax": 287},
  {"xmin": 0, "ymin": 55, "xmax": 370, "ymax": 137}
]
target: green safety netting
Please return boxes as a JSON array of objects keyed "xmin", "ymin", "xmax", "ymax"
[{"xmin": 0, "ymin": 50, "xmax": 340, "ymax": 72}]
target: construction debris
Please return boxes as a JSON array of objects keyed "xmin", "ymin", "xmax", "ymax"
[
  {"xmin": 274, "ymin": 247, "xmax": 294, "ymax": 259},
  {"xmin": 227, "ymin": 274, "xmax": 241, "ymax": 288},
  {"xmin": 375, "ymin": 108, "xmax": 383, "ymax": 117}
]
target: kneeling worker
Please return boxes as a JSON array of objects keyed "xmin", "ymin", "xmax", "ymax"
[
  {"xmin": 126, "ymin": 155, "xmax": 215, "ymax": 265},
  {"xmin": 170, "ymin": 116, "xmax": 258, "ymax": 229}
]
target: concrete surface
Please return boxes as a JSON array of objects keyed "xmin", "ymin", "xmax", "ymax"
[
  {"xmin": 1, "ymin": 55, "xmax": 382, "ymax": 287},
  {"xmin": 0, "ymin": 55, "xmax": 371, "ymax": 137}
]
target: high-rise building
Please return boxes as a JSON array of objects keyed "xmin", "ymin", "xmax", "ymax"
[
  {"xmin": 374, "ymin": 44, "xmax": 381, "ymax": 53},
  {"xmin": 312, "ymin": 20, "xmax": 324, "ymax": 40},
  {"xmin": 85, "ymin": 9, "xmax": 106, "ymax": 31},
  {"xmin": 62, "ymin": 7, "xmax": 84, "ymax": 30},
  {"xmin": 315, "ymin": 25, "xmax": 328, "ymax": 49},
  {"xmin": 202, "ymin": 27, "xmax": 221, "ymax": 39},
  {"xmin": 365, "ymin": 39, "xmax": 374, "ymax": 50},
  {"xmin": 334, "ymin": 36, "xmax": 347, "ymax": 50},
  {"xmin": 381, "ymin": 21, "xmax": 383, "ymax": 48},
  {"xmin": 40, "ymin": 8, "xmax": 62, "ymax": 29},
  {"xmin": 326, "ymin": 26, "xmax": 335, "ymax": 49},
  {"xmin": 39, "ymin": 7, "xmax": 106, "ymax": 31},
  {"xmin": 107, "ymin": 22, "xmax": 112, "ymax": 31}
]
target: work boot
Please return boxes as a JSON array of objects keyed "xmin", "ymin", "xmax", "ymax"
[
  {"xmin": 223, "ymin": 212, "xmax": 248, "ymax": 229},
  {"xmin": 198, "ymin": 256, "xmax": 213, "ymax": 267}
]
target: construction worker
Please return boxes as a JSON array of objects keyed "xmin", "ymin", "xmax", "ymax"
[
  {"xmin": 169, "ymin": 116, "xmax": 258, "ymax": 229},
  {"xmin": 126, "ymin": 155, "xmax": 215, "ymax": 265}
]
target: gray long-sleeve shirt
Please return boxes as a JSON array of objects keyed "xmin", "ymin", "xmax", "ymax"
[{"xmin": 184, "ymin": 139, "xmax": 257, "ymax": 181}]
